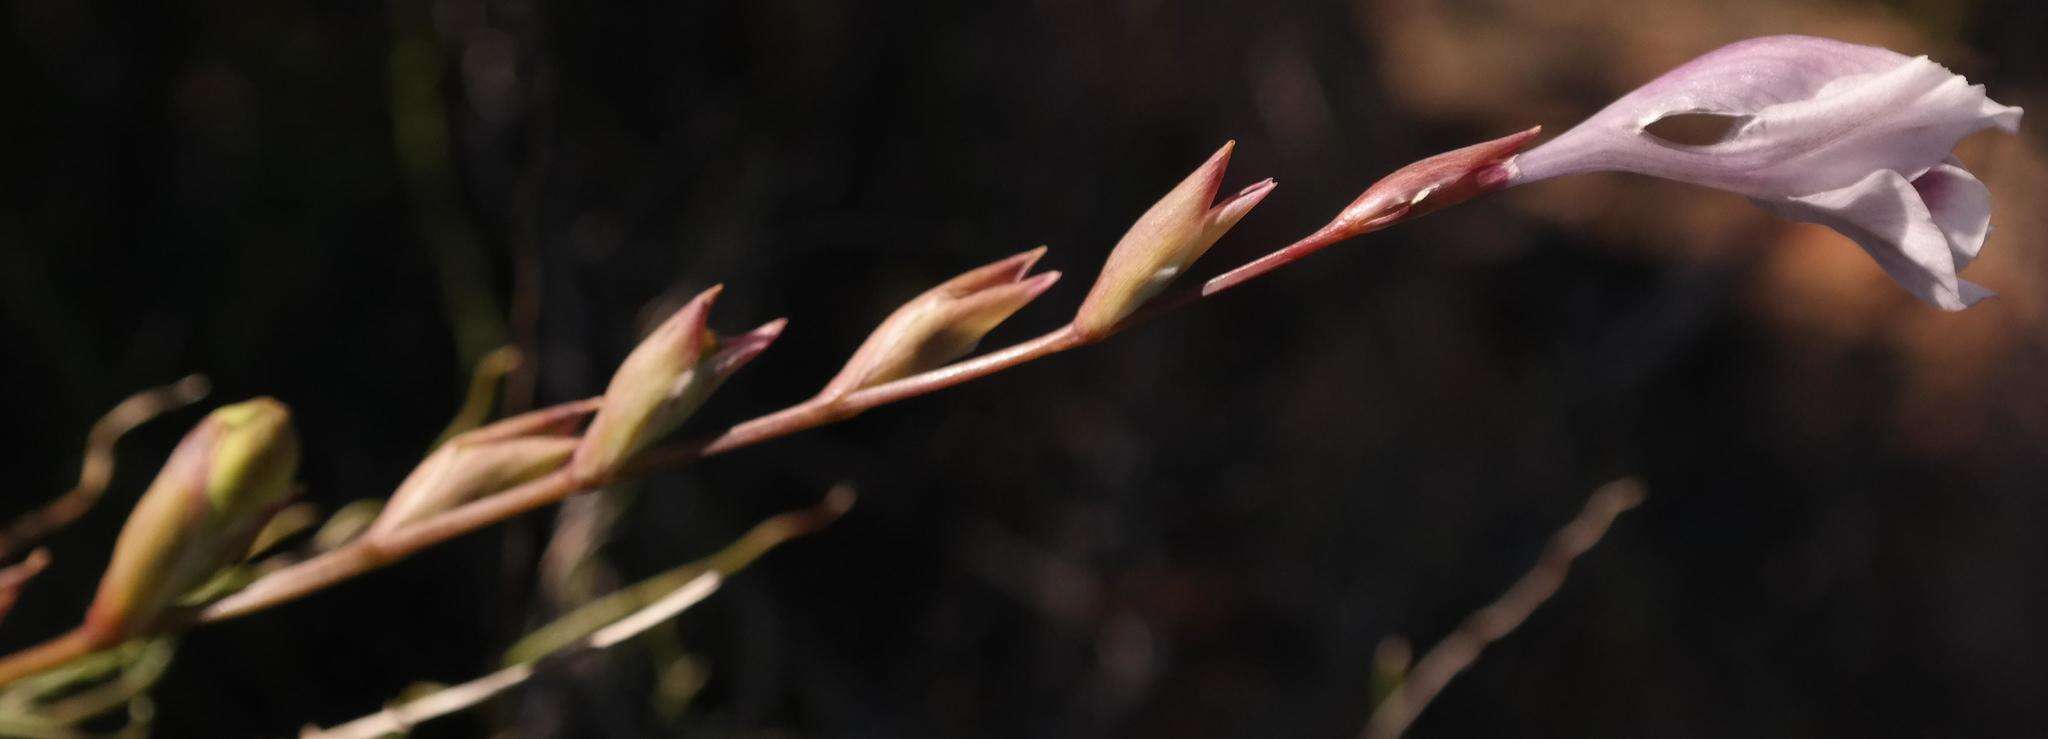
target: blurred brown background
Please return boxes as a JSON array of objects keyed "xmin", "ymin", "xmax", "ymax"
[{"xmin": 3, "ymin": 0, "xmax": 2046, "ymax": 737}]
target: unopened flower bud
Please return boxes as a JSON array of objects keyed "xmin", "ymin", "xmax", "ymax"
[
  {"xmin": 1330, "ymin": 127, "xmax": 1540, "ymax": 236},
  {"xmin": 1074, "ymin": 141, "xmax": 1275, "ymax": 337},
  {"xmin": 367, "ymin": 401, "xmax": 598, "ymax": 537},
  {"xmin": 820, "ymin": 248, "xmax": 1060, "ymax": 399},
  {"xmin": 86, "ymin": 398, "xmax": 300, "ymax": 635},
  {"xmin": 572, "ymin": 286, "xmax": 784, "ymax": 481},
  {"xmin": 1203, "ymin": 128, "xmax": 1540, "ymax": 295}
]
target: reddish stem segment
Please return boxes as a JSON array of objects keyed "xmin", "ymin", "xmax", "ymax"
[{"xmin": 1201, "ymin": 222, "xmax": 1354, "ymax": 296}]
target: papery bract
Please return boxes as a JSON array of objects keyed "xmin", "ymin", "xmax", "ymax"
[
  {"xmin": 368, "ymin": 400, "xmax": 599, "ymax": 536},
  {"xmin": 821, "ymin": 248, "xmax": 1060, "ymax": 399},
  {"xmin": 572, "ymin": 287, "xmax": 784, "ymax": 482},
  {"xmin": 87, "ymin": 398, "xmax": 300, "ymax": 635},
  {"xmin": 1510, "ymin": 35, "xmax": 2022, "ymax": 310},
  {"xmin": 1075, "ymin": 142, "xmax": 1275, "ymax": 337}
]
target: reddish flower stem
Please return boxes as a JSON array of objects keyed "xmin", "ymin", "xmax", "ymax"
[
  {"xmin": 0, "ymin": 226, "xmax": 1292, "ymax": 684},
  {"xmin": 200, "ymin": 328, "xmax": 1101, "ymax": 624},
  {"xmin": 0, "ymin": 130, "xmax": 1532, "ymax": 686}
]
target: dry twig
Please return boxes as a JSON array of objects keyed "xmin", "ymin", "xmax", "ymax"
[
  {"xmin": 301, "ymin": 486, "xmax": 853, "ymax": 739},
  {"xmin": 0, "ymin": 551, "xmax": 54, "ymax": 628},
  {"xmin": 1361, "ymin": 478, "xmax": 1644, "ymax": 739},
  {"xmin": 0, "ymin": 376, "xmax": 211, "ymax": 560}
]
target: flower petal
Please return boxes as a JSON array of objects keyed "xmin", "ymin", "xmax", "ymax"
[
  {"xmin": 1911, "ymin": 159, "xmax": 1992, "ymax": 271},
  {"xmin": 1756, "ymin": 169, "xmax": 1990, "ymax": 310},
  {"xmin": 1513, "ymin": 36, "xmax": 2023, "ymax": 199},
  {"xmin": 1513, "ymin": 36, "xmax": 1903, "ymax": 184},
  {"xmin": 1729, "ymin": 57, "xmax": 2021, "ymax": 193}
]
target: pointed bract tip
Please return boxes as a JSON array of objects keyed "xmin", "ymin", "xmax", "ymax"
[
  {"xmin": 1212, "ymin": 178, "xmax": 1279, "ymax": 225},
  {"xmin": 1178, "ymin": 140, "xmax": 1238, "ymax": 204},
  {"xmin": 687, "ymin": 284, "xmax": 725, "ymax": 315},
  {"xmin": 649, "ymin": 284, "xmax": 724, "ymax": 349},
  {"xmin": 751, "ymin": 317, "xmax": 790, "ymax": 339},
  {"xmin": 711, "ymin": 318, "xmax": 787, "ymax": 375},
  {"xmin": 1202, "ymin": 140, "xmax": 1236, "ymax": 178},
  {"xmin": 1019, "ymin": 269, "xmax": 1062, "ymax": 296},
  {"xmin": 945, "ymin": 247, "xmax": 1051, "ymax": 295},
  {"xmin": 676, "ymin": 283, "xmax": 723, "ymax": 320},
  {"xmin": 733, "ymin": 318, "xmax": 789, "ymax": 353}
]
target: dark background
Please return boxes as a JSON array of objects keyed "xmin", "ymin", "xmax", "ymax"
[{"xmin": 5, "ymin": 0, "xmax": 2047, "ymax": 737}]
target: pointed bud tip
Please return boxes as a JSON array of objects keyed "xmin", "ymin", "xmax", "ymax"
[
  {"xmin": 646, "ymin": 284, "xmax": 726, "ymax": 353},
  {"xmin": 988, "ymin": 248, "xmax": 1044, "ymax": 280},
  {"xmin": 736, "ymin": 318, "xmax": 789, "ymax": 353},
  {"xmin": 1195, "ymin": 140, "xmax": 1237, "ymax": 194},
  {"xmin": 1210, "ymin": 139, "xmax": 1237, "ymax": 164},
  {"xmin": 1004, "ymin": 245, "xmax": 1051, "ymax": 281},
  {"xmin": 710, "ymin": 318, "xmax": 787, "ymax": 375},
  {"xmin": 1212, "ymin": 178, "xmax": 1278, "ymax": 224},
  {"xmin": 687, "ymin": 283, "xmax": 725, "ymax": 318},
  {"xmin": 947, "ymin": 247, "xmax": 1052, "ymax": 295},
  {"xmin": 1020, "ymin": 269, "xmax": 1062, "ymax": 296}
]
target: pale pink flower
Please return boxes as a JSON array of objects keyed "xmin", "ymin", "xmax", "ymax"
[{"xmin": 1511, "ymin": 35, "xmax": 2023, "ymax": 310}]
